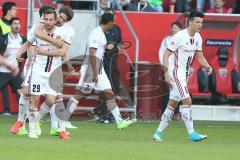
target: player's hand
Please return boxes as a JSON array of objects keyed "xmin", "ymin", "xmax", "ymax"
[
  {"xmin": 54, "ymin": 39, "xmax": 64, "ymax": 48},
  {"xmin": 16, "ymin": 52, "xmax": 24, "ymax": 62},
  {"xmin": 206, "ymin": 66, "xmax": 212, "ymax": 75},
  {"xmin": 5, "ymin": 62, "xmax": 19, "ymax": 76},
  {"xmin": 35, "ymin": 45, "xmax": 44, "ymax": 55},
  {"xmin": 165, "ymin": 73, "xmax": 173, "ymax": 89}
]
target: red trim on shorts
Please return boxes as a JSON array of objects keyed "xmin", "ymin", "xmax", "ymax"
[
  {"xmin": 173, "ymin": 50, "xmax": 185, "ymax": 98},
  {"xmin": 47, "ymin": 57, "xmax": 53, "ymax": 72}
]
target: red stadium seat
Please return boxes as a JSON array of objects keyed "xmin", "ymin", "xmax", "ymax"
[
  {"xmin": 211, "ymin": 48, "xmax": 240, "ymax": 100},
  {"xmin": 188, "ymin": 58, "xmax": 211, "ymax": 100}
]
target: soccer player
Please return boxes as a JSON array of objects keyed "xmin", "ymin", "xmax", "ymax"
[
  {"xmin": 34, "ymin": 6, "xmax": 76, "ymax": 136},
  {"xmin": 153, "ymin": 10, "xmax": 212, "ymax": 142},
  {"xmin": 28, "ymin": 9, "xmax": 72, "ymax": 139},
  {"xmin": 66, "ymin": 13, "xmax": 133, "ymax": 131},
  {"xmin": 14, "ymin": 8, "xmax": 70, "ymax": 139},
  {"xmin": 11, "ymin": 6, "xmax": 74, "ymax": 137},
  {"xmin": 34, "ymin": 6, "xmax": 75, "ymax": 137},
  {"xmin": 10, "ymin": 5, "xmax": 56, "ymax": 136}
]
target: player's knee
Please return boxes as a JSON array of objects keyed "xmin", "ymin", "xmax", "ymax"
[
  {"xmin": 45, "ymin": 100, "xmax": 55, "ymax": 107},
  {"xmin": 73, "ymin": 94, "xmax": 84, "ymax": 102},
  {"xmin": 31, "ymin": 96, "xmax": 40, "ymax": 105},
  {"xmin": 29, "ymin": 105, "xmax": 38, "ymax": 112},
  {"xmin": 182, "ymin": 97, "xmax": 192, "ymax": 106},
  {"xmin": 168, "ymin": 100, "xmax": 179, "ymax": 109},
  {"xmin": 103, "ymin": 89, "xmax": 114, "ymax": 100},
  {"xmin": 21, "ymin": 87, "xmax": 29, "ymax": 97}
]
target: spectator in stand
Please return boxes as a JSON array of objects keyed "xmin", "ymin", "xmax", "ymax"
[
  {"xmin": 207, "ymin": 0, "xmax": 233, "ymax": 14},
  {"xmin": 197, "ymin": 0, "xmax": 214, "ymax": 12},
  {"xmin": 129, "ymin": 0, "xmax": 155, "ymax": 12},
  {"xmin": 170, "ymin": 0, "xmax": 192, "ymax": 13},
  {"xmin": 148, "ymin": 0, "xmax": 163, "ymax": 12},
  {"xmin": 100, "ymin": 0, "xmax": 110, "ymax": 14},
  {"xmin": 112, "ymin": 0, "xmax": 131, "ymax": 11},
  {"xmin": 233, "ymin": 0, "xmax": 240, "ymax": 14}
]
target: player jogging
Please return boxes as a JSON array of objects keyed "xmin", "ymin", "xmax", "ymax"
[
  {"xmin": 66, "ymin": 13, "xmax": 133, "ymax": 131},
  {"xmin": 153, "ymin": 10, "xmax": 212, "ymax": 142}
]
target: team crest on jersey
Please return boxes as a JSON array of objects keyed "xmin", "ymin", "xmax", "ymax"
[
  {"xmin": 171, "ymin": 41, "xmax": 174, "ymax": 45},
  {"xmin": 219, "ymin": 68, "xmax": 228, "ymax": 79}
]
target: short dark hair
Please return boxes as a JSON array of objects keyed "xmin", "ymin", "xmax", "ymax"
[
  {"xmin": 189, "ymin": 10, "xmax": 205, "ymax": 21},
  {"xmin": 59, "ymin": 6, "xmax": 74, "ymax": 21},
  {"xmin": 2, "ymin": 1, "xmax": 16, "ymax": 17},
  {"xmin": 172, "ymin": 22, "xmax": 183, "ymax": 29},
  {"xmin": 39, "ymin": 5, "xmax": 54, "ymax": 17},
  {"xmin": 100, "ymin": 13, "xmax": 114, "ymax": 25},
  {"xmin": 44, "ymin": 8, "xmax": 57, "ymax": 20},
  {"xmin": 9, "ymin": 17, "xmax": 20, "ymax": 25}
]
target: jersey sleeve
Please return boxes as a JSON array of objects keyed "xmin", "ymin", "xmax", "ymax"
[
  {"xmin": 88, "ymin": 30, "xmax": 98, "ymax": 49},
  {"xmin": 63, "ymin": 26, "xmax": 74, "ymax": 45},
  {"xmin": 65, "ymin": 30, "xmax": 73, "ymax": 45},
  {"xmin": 167, "ymin": 33, "xmax": 181, "ymax": 52},
  {"xmin": 27, "ymin": 26, "xmax": 36, "ymax": 44},
  {"xmin": 158, "ymin": 37, "xmax": 167, "ymax": 64}
]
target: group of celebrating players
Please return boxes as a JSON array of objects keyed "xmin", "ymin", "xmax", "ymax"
[
  {"xmin": 9, "ymin": 4, "xmax": 212, "ymax": 142},
  {"xmin": 10, "ymin": 5, "xmax": 133, "ymax": 140}
]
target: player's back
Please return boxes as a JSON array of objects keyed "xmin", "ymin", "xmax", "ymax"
[{"xmin": 85, "ymin": 26, "xmax": 106, "ymax": 61}]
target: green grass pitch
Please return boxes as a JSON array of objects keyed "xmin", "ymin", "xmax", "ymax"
[{"xmin": 0, "ymin": 115, "xmax": 240, "ymax": 160}]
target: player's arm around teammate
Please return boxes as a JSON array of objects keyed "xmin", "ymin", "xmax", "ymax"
[
  {"xmin": 35, "ymin": 42, "xmax": 69, "ymax": 57},
  {"xmin": 34, "ymin": 22, "xmax": 64, "ymax": 48},
  {"xmin": 16, "ymin": 40, "xmax": 32, "ymax": 62}
]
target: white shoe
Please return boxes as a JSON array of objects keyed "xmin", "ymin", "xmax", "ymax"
[
  {"xmin": 29, "ymin": 132, "xmax": 39, "ymax": 139},
  {"xmin": 35, "ymin": 122, "xmax": 41, "ymax": 136},
  {"xmin": 2, "ymin": 112, "xmax": 11, "ymax": 116},
  {"xmin": 103, "ymin": 119, "xmax": 110, "ymax": 124},
  {"xmin": 65, "ymin": 121, "xmax": 77, "ymax": 129}
]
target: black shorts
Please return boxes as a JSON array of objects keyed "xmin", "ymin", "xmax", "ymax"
[{"xmin": 0, "ymin": 72, "xmax": 23, "ymax": 92}]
